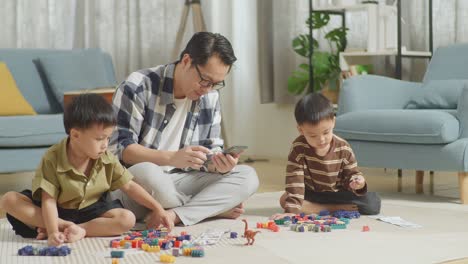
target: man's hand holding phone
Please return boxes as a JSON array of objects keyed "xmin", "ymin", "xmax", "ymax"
[{"xmin": 211, "ymin": 146, "xmax": 247, "ymax": 174}]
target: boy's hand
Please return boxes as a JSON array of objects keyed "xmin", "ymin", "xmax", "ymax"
[
  {"xmin": 146, "ymin": 210, "xmax": 174, "ymax": 232},
  {"xmin": 47, "ymin": 231, "xmax": 65, "ymax": 246},
  {"xmin": 270, "ymin": 213, "xmax": 296, "ymax": 220},
  {"xmin": 349, "ymin": 175, "xmax": 366, "ymax": 190}
]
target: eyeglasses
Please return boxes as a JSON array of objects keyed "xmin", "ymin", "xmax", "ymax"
[{"xmin": 195, "ymin": 65, "xmax": 225, "ymax": 90}]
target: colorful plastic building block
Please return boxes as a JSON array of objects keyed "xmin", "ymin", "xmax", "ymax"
[
  {"xmin": 191, "ymin": 248, "xmax": 205, "ymax": 257},
  {"xmin": 110, "ymin": 251, "xmax": 125, "ymax": 258},
  {"xmin": 319, "ymin": 210, "xmax": 330, "ymax": 216},
  {"xmin": 160, "ymin": 254, "xmax": 176, "ymax": 263},
  {"xmin": 362, "ymin": 225, "xmax": 370, "ymax": 232},
  {"xmin": 18, "ymin": 245, "xmax": 71, "ymax": 256},
  {"xmin": 230, "ymin": 231, "xmax": 238, "ymax": 238}
]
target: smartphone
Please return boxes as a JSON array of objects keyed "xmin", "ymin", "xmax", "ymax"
[
  {"xmin": 204, "ymin": 146, "xmax": 248, "ymax": 166},
  {"xmin": 223, "ymin": 146, "xmax": 248, "ymax": 155}
]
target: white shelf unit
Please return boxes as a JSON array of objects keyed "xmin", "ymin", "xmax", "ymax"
[
  {"xmin": 314, "ymin": 3, "xmax": 397, "ymax": 52},
  {"xmin": 339, "ymin": 48, "xmax": 432, "ymax": 71},
  {"xmin": 314, "ymin": 1, "xmax": 433, "ymax": 78}
]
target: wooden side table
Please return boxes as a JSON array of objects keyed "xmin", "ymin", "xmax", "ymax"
[{"xmin": 63, "ymin": 87, "xmax": 116, "ymax": 109}]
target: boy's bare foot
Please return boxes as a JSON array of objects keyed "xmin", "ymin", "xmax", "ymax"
[
  {"xmin": 64, "ymin": 224, "xmax": 86, "ymax": 243},
  {"xmin": 217, "ymin": 203, "xmax": 245, "ymax": 219},
  {"xmin": 36, "ymin": 227, "xmax": 47, "ymax": 240},
  {"xmin": 166, "ymin": 209, "xmax": 182, "ymax": 226}
]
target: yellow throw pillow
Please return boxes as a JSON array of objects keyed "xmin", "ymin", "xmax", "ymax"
[{"xmin": 0, "ymin": 62, "xmax": 36, "ymax": 116}]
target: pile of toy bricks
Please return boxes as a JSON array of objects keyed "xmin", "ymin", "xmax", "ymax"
[
  {"xmin": 274, "ymin": 210, "xmax": 360, "ymax": 233},
  {"xmin": 109, "ymin": 227, "xmax": 205, "ymax": 261},
  {"xmin": 256, "ymin": 221, "xmax": 280, "ymax": 232},
  {"xmin": 18, "ymin": 245, "xmax": 71, "ymax": 256}
]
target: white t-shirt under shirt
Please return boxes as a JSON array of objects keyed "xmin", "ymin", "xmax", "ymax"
[{"xmin": 158, "ymin": 98, "xmax": 192, "ymax": 172}]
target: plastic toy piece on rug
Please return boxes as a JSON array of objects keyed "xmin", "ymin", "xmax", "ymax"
[
  {"xmin": 18, "ymin": 245, "xmax": 72, "ymax": 256},
  {"xmin": 160, "ymin": 254, "xmax": 176, "ymax": 263},
  {"xmin": 242, "ymin": 219, "xmax": 260, "ymax": 246},
  {"xmin": 256, "ymin": 221, "xmax": 280, "ymax": 232},
  {"xmin": 332, "ymin": 210, "xmax": 361, "ymax": 219},
  {"xmin": 110, "ymin": 250, "xmax": 124, "ymax": 258}
]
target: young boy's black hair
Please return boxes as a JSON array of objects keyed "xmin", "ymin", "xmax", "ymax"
[
  {"xmin": 294, "ymin": 93, "xmax": 335, "ymax": 125},
  {"xmin": 63, "ymin": 93, "xmax": 116, "ymax": 134}
]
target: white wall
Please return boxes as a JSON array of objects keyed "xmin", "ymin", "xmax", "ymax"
[{"xmin": 205, "ymin": 0, "xmax": 299, "ymax": 160}]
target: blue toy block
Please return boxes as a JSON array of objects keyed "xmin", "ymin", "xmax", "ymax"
[{"xmin": 111, "ymin": 251, "xmax": 125, "ymax": 258}]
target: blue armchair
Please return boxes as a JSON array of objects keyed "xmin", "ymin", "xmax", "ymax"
[{"xmin": 335, "ymin": 43, "xmax": 468, "ymax": 204}]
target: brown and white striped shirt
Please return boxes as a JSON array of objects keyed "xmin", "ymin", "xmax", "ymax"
[{"xmin": 284, "ymin": 134, "xmax": 367, "ymax": 213}]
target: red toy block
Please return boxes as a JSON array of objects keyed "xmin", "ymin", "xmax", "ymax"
[
  {"xmin": 362, "ymin": 225, "xmax": 370, "ymax": 232},
  {"xmin": 174, "ymin": 241, "xmax": 181, "ymax": 248},
  {"xmin": 131, "ymin": 240, "xmax": 138, "ymax": 248},
  {"xmin": 270, "ymin": 225, "xmax": 280, "ymax": 232},
  {"xmin": 111, "ymin": 241, "xmax": 120, "ymax": 248}
]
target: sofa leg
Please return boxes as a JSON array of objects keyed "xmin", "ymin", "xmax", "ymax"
[
  {"xmin": 416, "ymin": 170, "xmax": 424, "ymax": 194},
  {"xmin": 429, "ymin": 171, "xmax": 435, "ymax": 195},
  {"xmin": 397, "ymin": 169, "xmax": 402, "ymax": 192},
  {"xmin": 458, "ymin": 172, "xmax": 468, "ymax": 204}
]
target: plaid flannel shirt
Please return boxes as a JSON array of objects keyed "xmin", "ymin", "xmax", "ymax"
[{"xmin": 109, "ymin": 63, "xmax": 223, "ymax": 167}]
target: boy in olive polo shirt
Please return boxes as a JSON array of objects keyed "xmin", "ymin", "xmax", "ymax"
[{"xmin": 0, "ymin": 94, "xmax": 173, "ymax": 246}]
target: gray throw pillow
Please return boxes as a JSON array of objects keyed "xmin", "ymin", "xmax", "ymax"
[
  {"xmin": 405, "ymin": 80, "xmax": 467, "ymax": 109},
  {"xmin": 38, "ymin": 49, "xmax": 116, "ymax": 109}
]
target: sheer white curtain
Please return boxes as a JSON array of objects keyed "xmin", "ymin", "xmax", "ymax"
[
  {"xmin": 0, "ymin": 0, "xmax": 197, "ymax": 82},
  {"xmin": 402, "ymin": 0, "xmax": 468, "ymax": 80}
]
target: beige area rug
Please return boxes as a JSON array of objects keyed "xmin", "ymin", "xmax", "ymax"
[{"xmin": 1, "ymin": 192, "xmax": 468, "ymax": 264}]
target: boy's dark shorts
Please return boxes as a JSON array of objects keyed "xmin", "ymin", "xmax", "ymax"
[
  {"xmin": 6, "ymin": 189, "xmax": 124, "ymax": 238},
  {"xmin": 304, "ymin": 189, "xmax": 381, "ymax": 215}
]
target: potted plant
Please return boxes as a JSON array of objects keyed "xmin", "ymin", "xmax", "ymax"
[{"xmin": 287, "ymin": 12, "xmax": 347, "ymax": 103}]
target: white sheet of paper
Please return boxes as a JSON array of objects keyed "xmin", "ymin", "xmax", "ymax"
[
  {"xmin": 192, "ymin": 229, "xmax": 230, "ymax": 245},
  {"xmin": 369, "ymin": 215, "xmax": 422, "ymax": 228}
]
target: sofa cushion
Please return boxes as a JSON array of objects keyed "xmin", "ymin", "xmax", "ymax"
[
  {"xmin": 405, "ymin": 80, "xmax": 466, "ymax": 109},
  {"xmin": 0, "ymin": 62, "xmax": 37, "ymax": 116},
  {"xmin": 38, "ymin": 51, "xmax": 116, "ymax": 110},
  {"xmin": 0, "ymin": 114, "xmax": 66, "ymax": 147},
  {"xmin": 335, "ymin": 110, "xmax": 459, "ymax": 144}
]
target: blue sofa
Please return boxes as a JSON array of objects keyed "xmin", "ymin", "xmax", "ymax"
[
  {"xmin": 335, "ymin": 43, "xmax": 468, "ymax": 204},
  {"xmin": 0, "ymin": 48, "xmax": 116, "ymax": 173}
]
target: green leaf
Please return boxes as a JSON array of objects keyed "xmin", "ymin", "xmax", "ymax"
[
  {"xmin": 288, "ymin": 68, "xmax": 309, "ymax": 95},
  {"xmin": 292, "ymin": 35, "xmax": 311, "ymax": 57},
  {"xmin": 288, "ymin": 11, "xmax": 347, "ymax": 95},
  {"xmin": 307, "ymin": 12, "xmax": 330, "ymax": 30},
  {"xmin": 325, "ymin": 27, "xmax": 348, "ymax": 52},
  {"xmin": 299, "ymin": 63, "xmax": 309, "ymax": 71}
]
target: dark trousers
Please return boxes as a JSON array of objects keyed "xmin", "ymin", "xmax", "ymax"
[
  {"xmin": 305, "ymin": 190, "xmax": 381, "ymax": 215},
  {"xmin": 6, "ymin": 190, "xmax": 123, "ymax": 238}
]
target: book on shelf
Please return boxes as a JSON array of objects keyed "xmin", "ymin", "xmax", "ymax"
[{"xmin": 342, "ymin": 64, "xmax": 373, "ymax": 79}]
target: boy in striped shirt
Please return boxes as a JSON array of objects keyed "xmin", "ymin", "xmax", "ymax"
[{"xmin": 272, "ymin": 93, "xmax": 381, "ymax": 219}]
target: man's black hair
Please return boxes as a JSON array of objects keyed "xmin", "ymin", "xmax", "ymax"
[
  {"xmin": 63, "ymin": 93, "xmax": 116, "ymax": 134},
  {"xmin": 179, "ymin": 32, "xmax": 237, "ymax": 68},
  {"xmin": 294, "ymin": 93, "xmax": 335, "ymax": 125}
]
